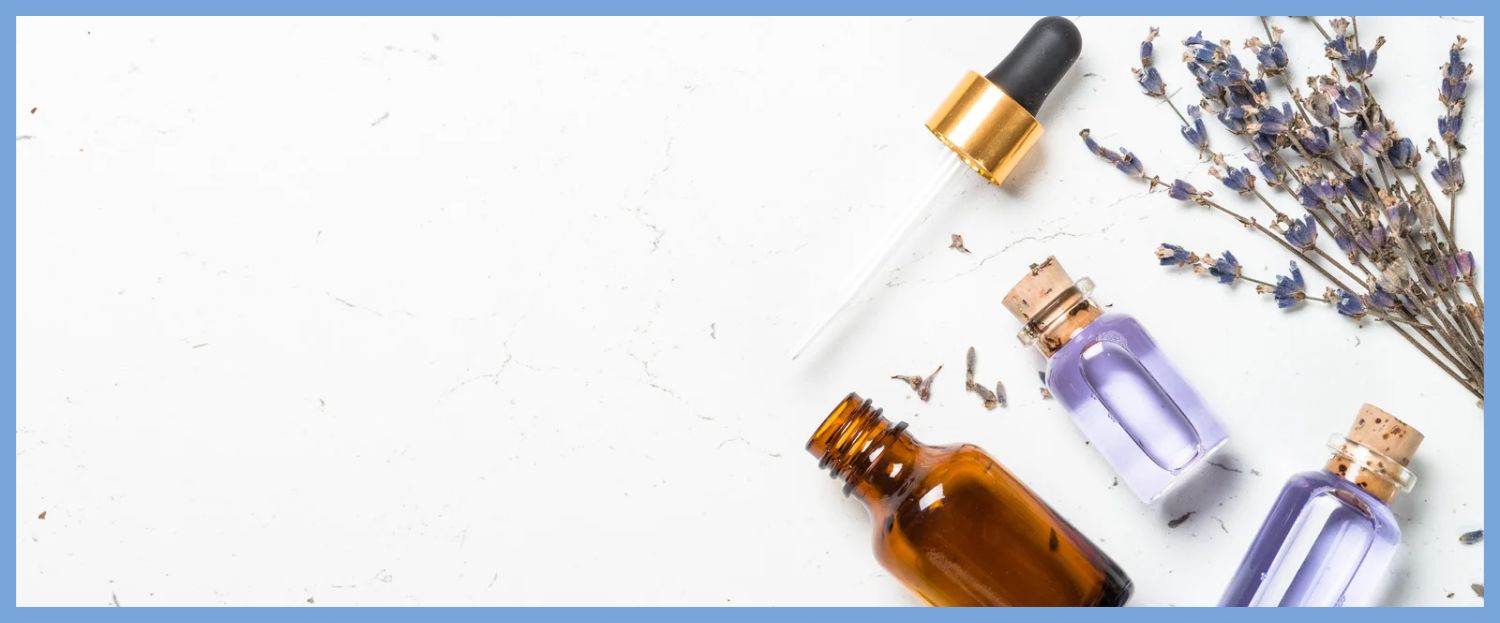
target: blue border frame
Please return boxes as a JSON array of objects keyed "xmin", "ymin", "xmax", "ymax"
[{"xmin": 6, "ymin": 2, "xmax": 1490, "ymax": 618}]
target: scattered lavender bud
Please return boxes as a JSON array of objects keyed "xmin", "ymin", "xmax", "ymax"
[
  {"xmin": 1473, "ymin": 584, "xmax": 1484, "ymax": 598},
  {"xmin": 1135, "ymin": 67, "xmax": 1165, "ymax": 97},
  {"xmin": 1140, "ymin": 27, "xmax": 1159, "ymax": 67},
  {"xmin": 1459, "ymin": 529, "xmax": 1483, "ymax": 545},
  {"xmin": 949, "ymin": 234, "xmax": 971, "ymax": 254},
  {"xmin": 892, "ymin": 364, "xmax": 943, "ymax": 402},
  {"xmin": 994, "ymin": 380, "xmax": 1007, "ymax": 408},
  {"xmin": 971, "ymin": 383, "xmax": 999, "ymax": 410}
]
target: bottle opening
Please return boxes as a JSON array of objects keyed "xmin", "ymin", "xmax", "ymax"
[{"xmin": 1325, "ymin": 434, "xmax": 1417, "ymax": 499}]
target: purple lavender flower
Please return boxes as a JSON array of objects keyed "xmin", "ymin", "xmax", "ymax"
[
  {"xmin": 1305, "ymin": 90, "xmax": 1337, "ymax": 126},
  {"xmin": 1183, "ymin": 31, "xmax": 1222, "ymax": 65},
  {"xmin": 1455, "ymin": 250, "xmax": 1475, "ymax": 278},
  {"xmin": 1216, "ymin": 166, "xmax": 1256, "ymax": 193},
  {"xmin": 1272, "ymin": 261, "xmax": 1307, "ymax": 308},
  {"xmin": 1439, "ymin": 39, "xmax": 1471, "ymax": 114},
  {"xmin": 1346, "ymin": 175, "xmax": 1374, "ymax": 202},
  {"xmin": 1283, "ymin": 215, "xmax": 1318, "ymax": 250},
  {"xmin": 1156, "ymin": 243, "xmax": 1194, "ymax": 266},
  {"xmin": 1335, "ymin": 290, "xmax": 1367, "ymax": 319},
  {"xmin": 1439, "ymin": 115, "xmax": 1463, "ymax": 142},
  {"xmin": 1387, "ymin": 203, "xmax": 1417, "ymax": 230},
  {"xmin": 1432, "ymin": 158, "xmax": 1465, "ymax": 193},
  {"xmin": 1255, "ymin": 103, "xmax": 1295, "ymax": 137},
  {"xmin": 1326, "ymin": 35, "xmax": 1382, "ymax": 80},
  {"xmin": 1188, "ymin": 62, "xmax": 1224, "ymax": 100},
  {"xmin": 1245, "ymin": 150, "xmax": 1282, "ymax": 186},
  {"xmin": 1387, "ymin": 137, "xmax": 1417, "ymax": 168},
  {"xmin": 1334, "ymin": 232, "xmax": 1356, "ymax": 255},
  {"xmin": 1140, "ymin": 27, "xmax": 1159, "ymax": 67},
  {"xmin": 1136, "ymin": 66, "xmax": 1166, "ymax": 97},
  {"xmin": 1216, "ymin": 106, "xmax": 1250, "ymax": 134},
  {"xmin": 1298, "ymin": 126, "xmax": 1333, "ymax": 156},
  {"xmin": 1115, "ymin": 149, "xmax": 1145, "ymax": 177},
  {"xmin": 1335, "ymin": 85, "xmax": 1365, "ymax": 114},
  {"xmin": 1167, "ymin": 178, "xmax": 1198, "ymax": 201},
  {"xmin": 1209, "ymin": 251, "xmax": 1241, "ymax": 285},
  {"xmin": 1368, "ymin": 286, "xmax": 1399, "ymax": 311},
  {"xmin": 1357, "ymin": 125, "xmax": 1386, "ymax": 156},
  {"xmin": 1181, "ymin": 105, "xmax": 1209, "ymax": 155},
  {"xmin": 1355, "ymin": 223, "xmax": 1388, "ymax": 254},
  {"xmin": 1251, "ymin": 36, "xmax": 1288, "ymax": 75}
]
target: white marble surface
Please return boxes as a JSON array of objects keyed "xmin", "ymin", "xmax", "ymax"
[{"xmin": 15, "ymin": 16, "xmax": 1484, "ymax": 606}]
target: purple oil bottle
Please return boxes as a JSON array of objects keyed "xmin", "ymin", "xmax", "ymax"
[
  {"xmin": 1002, "ymin": 257, "xmax": 1229, "ymax": 502},
  {"xmin": 1221, "ymin": 405, "xmax": 1422, "ymax": 607}
]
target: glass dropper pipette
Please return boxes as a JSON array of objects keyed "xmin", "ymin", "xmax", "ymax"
[{"xmin": 789, "ymin": 16, "xmax": 1084, "ymax": 360}]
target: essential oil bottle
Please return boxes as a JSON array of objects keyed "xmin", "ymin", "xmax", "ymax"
[
  {"xmin": 807, "ymin": 393, "xmax": 1132, "ymax": 607},
  {"xmin": 1220, "ymin": 405, "xmax": 1422, "ymax": 607},
  {"xmin": 1003, "ymin": 257, "xmax": 1229, "ymax": 503}
]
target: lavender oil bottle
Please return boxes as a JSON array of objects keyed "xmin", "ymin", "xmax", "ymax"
[
  {"xmin": 1003, "ymin": 257, "xmax": 1229, "ymax": 503},
  {"xmin": 1220, "ymin": 405, "xmax": 1421, "ymax": 607}
]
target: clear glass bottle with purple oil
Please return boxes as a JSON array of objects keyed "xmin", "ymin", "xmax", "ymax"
[
  {"xmin": 1002, "ymin": 257, "xmax": 1229, "ymax": 503},
  {"xmin": 1220, "ymin": 405, "xmax": 1421, "ymax": 607}
]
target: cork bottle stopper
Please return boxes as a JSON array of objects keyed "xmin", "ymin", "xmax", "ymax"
[
  {"xmin": 1002, "ymin": 256, "xmax": 1074, "ymax": 323},
  {"xmin": 1346, "ymin": 403, "xmax": 1423, "ymax": 466}
]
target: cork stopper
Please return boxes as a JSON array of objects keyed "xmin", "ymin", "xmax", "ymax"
[
  {"xmin": 1324, "ymin": 404, "xmax": 1423, "ymax": 503},
  {"xmin": 1003, "ymin": 257, "xmax": 1101, "ymax": 355}
]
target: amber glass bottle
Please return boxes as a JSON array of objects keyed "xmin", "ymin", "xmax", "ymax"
[{"xmin": 808, "ymin": 393, "xmax": 1132, "ymax": 606}]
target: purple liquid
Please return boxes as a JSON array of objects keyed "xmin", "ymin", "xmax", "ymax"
[
  {"xmin": 1046, "ymin": 313, "xmax": 1228, "ymax": 502},
  {"xmin": 1220, "ymin": 470, "xmax": 1401, "ymax": 607}
]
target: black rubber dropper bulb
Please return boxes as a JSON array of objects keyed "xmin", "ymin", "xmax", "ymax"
[{"xmin": 983, "ymin": 16, "xmax": 1083, "ymax": 117}]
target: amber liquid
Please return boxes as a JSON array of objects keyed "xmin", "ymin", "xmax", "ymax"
[{"xmin": 808, "ymin": 393, "xmax": 1132, "ymax": 607}]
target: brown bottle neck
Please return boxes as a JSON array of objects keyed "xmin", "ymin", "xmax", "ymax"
[{"xmin": 806, "ymin": 394, "xmax": 922, "ymax": 505}]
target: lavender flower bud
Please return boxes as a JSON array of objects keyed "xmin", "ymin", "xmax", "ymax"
[
  {"xmin": 1215, "ymin": 166, "xmax": 1256, "ymax": 193},
  {"xmin": 1140, "ymin": 27, "xmax": 1159, "ymax": 67},
  {"xmin": 1387, "ymin": 137, "xmax": 1417, "ymax": 168},
  {"xmin": 1209, "ymin": 250, "xmax": 1241, "ymax": 285},
  {"xmin": 1334, "ymin": 232, "xmax": 1356, "ymax": 255},
  {"xmin": 1346, "ymin": 175, "xmax": 1374, "ymax": 202},
  {"xmin": 1455, "ymin": 250, "xmax": 1475, "ymax": 278},
  {"xmin": 1272, "ymin": 261, "xmax": 1307, "ymax": 308},
  {"xmin": 1439, "ymin": 115, "xmax": 1463, "ymax": 143},
  {"xmin": 1334, "ymin": 289, "xmax": 1367, "ymax": 319},
  {"xmin": 1305, "ymin": 91, "xmax": 1337, "ymax": 126},
  {"xmin": 1335, "ymin": 85, "xmax": 1365, "ymax": 114},
  {"xmin": 1368, "ymin": 286, "xmax": 1398, "ymax": 311},
  {"xmin": 1156, "ymin": 243, "xmax": 1195, "ymax": 266},
  {"xmin": 1167, "ymin": 179, "xmax": 1199, "ymax": 201},
  {"xmin": 1180, "ymin": 105, "xmax": 1209, "ymax": 155},
  {"xmin": 1357, "ymin": 125, "xmax": 1387, "ymax": 156},
  {"xmin": 1254, "ymin": 103, "xmax": 1294, "ymax": 137},
  {"xmin": 1283, "ymin": 214, "xmax": 1318, "ymax": 250},
  {"xmin": 1432, "ymin": 158, "xmax": 1465, "ymax": 194},
  {"xmin": 1297, "ymin": 126, "xmax": 1333, "ymax": 156},
  {"xmin": 1135, "ymin": 66, "xmax": 1166, "ymax": 97}
]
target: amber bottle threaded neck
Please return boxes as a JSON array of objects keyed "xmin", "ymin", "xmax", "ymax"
[{"xmin": 806, "ymin": 393, "xmax": 913, "ymax": 498}]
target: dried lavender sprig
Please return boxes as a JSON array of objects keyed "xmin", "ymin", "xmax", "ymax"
[
  {"xmin": 1190, "ymin": 19, "xmax": 1484, "ymax": 386},
  {"xmin": 1080, "ymin": 130, "xmax": 1480, "ymax": 398}
]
